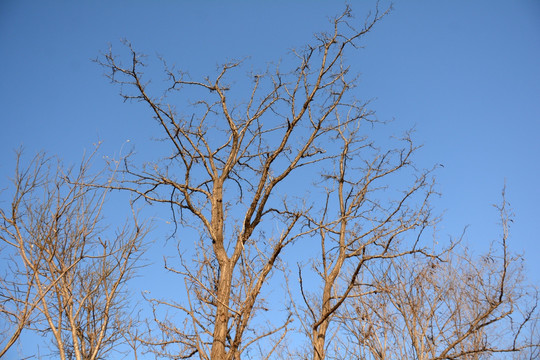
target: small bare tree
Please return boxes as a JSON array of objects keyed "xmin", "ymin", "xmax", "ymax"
[
  {"xmin": 294, "ymin": 118, "xmax": 436, "ymax": 360},
  {"xmin": 334, "ymin": 191, "xmax": 539, "ymax": 360},
  {"xmin": 0, "ymin": 150, "xmax": 148, "ymax": 360}
]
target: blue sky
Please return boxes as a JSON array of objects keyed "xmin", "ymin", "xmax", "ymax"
[{"xmin": 1, "ymin": 0, "xmax": 539, "ymax": 357}]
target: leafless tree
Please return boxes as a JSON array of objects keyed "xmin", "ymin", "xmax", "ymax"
[
  {"xmin": 292, "ymin": 115, "xmax": 437, "ymax": 360},
  {"xmin": 333, "ymin": 190, "xmax": 539, "ymax": 360},
  {"xmin": 0, "ymin": 150, "xmax": 148, "ymax": 360},
  {"xmin": 96, "ymin": 5, "xmax": 403, "ymax": 359}
]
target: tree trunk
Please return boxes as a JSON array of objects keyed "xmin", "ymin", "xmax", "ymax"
[{"xmin": 211, "ymin": 261, "xmax": 233, "ymax": 359}]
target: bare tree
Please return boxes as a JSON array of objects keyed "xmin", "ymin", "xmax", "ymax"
[
  {"xmin": 96, "ymin": 5, "xmax": 399, "ymax": 359},
  {"xmin": 334, "ymin": 190, "xmax": 539, "ymax": 360},
  {"xmin": 0, "ymin": 150, "xmax": 148, "ymax": 360},
  {"xmin": 293, "ymin": 118, "xmax": 437, "ymax": 360}
]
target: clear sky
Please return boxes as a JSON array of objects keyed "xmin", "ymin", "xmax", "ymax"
[{"xmin": 1, "ymin": 0, "xmax": 539, "ymax": 358}]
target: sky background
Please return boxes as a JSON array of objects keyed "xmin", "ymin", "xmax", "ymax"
[{"xmin": 1, "ymin": 1, "xmax": 539, "ymax": 358}]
